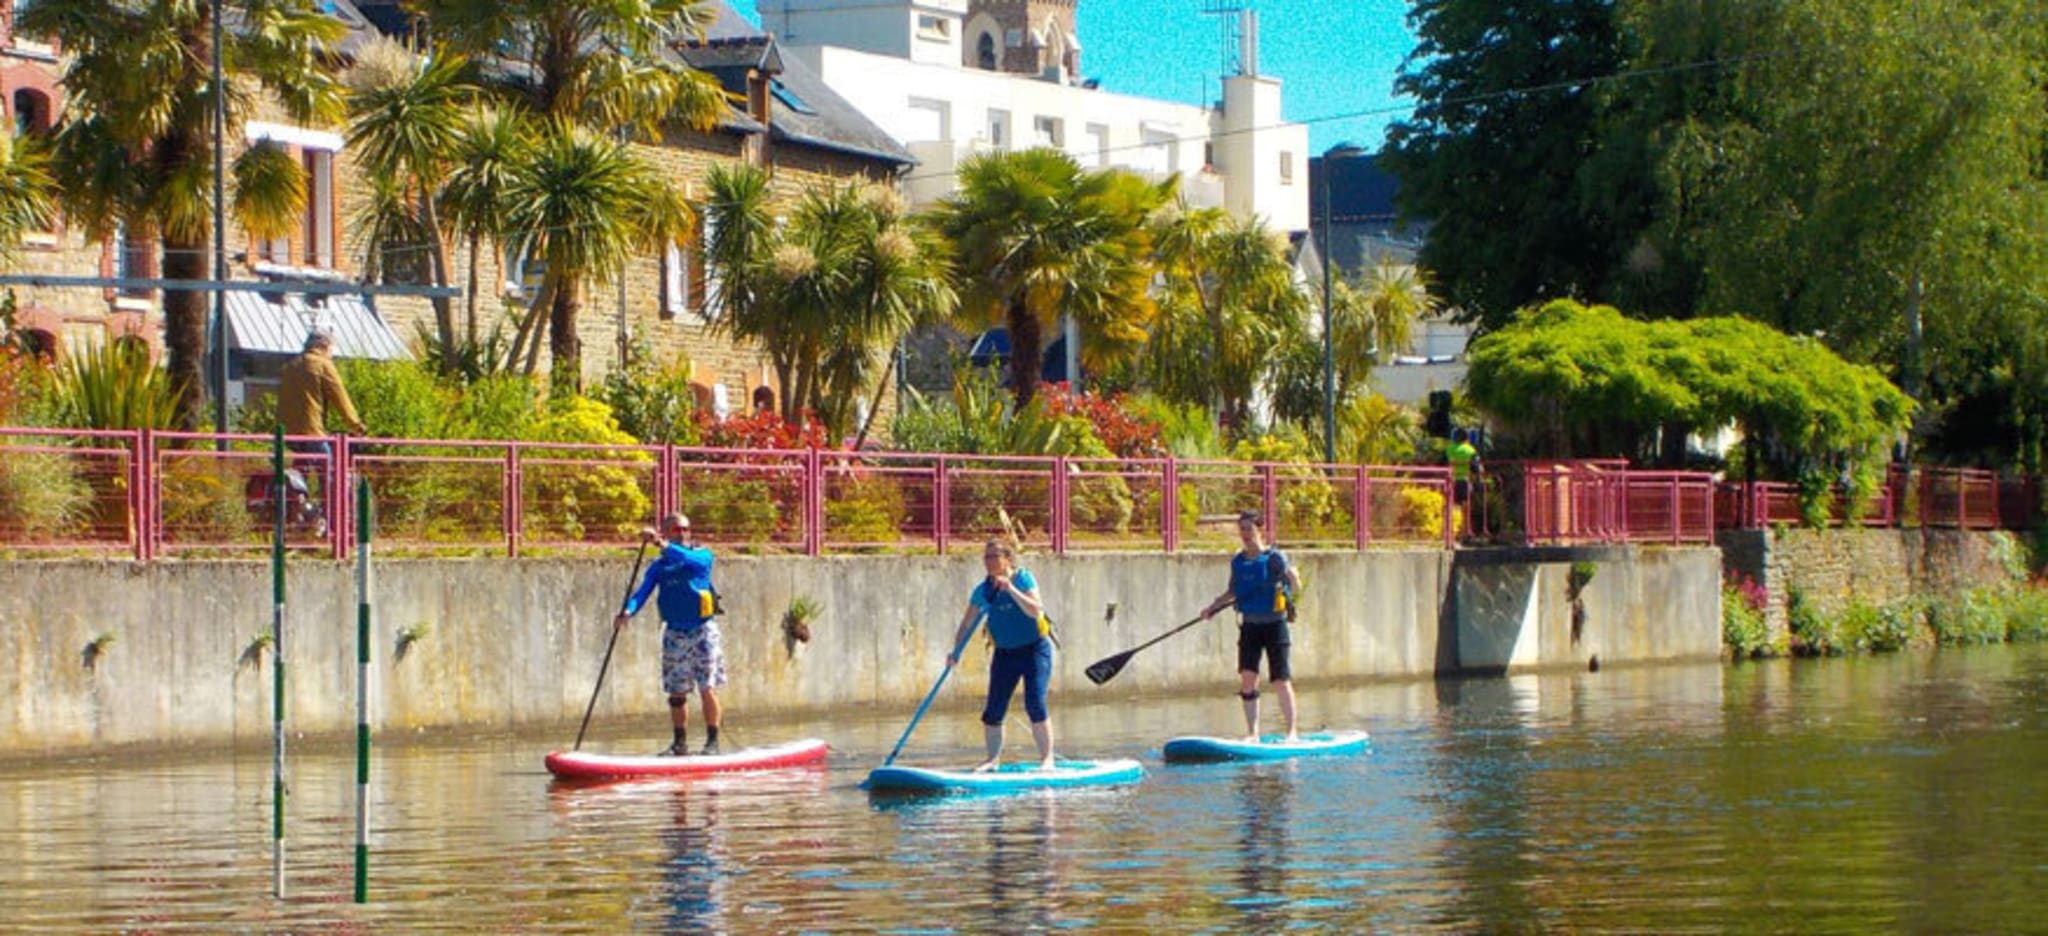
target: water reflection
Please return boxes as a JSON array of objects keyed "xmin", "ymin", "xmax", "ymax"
[
  {"xmin": 5, "ymin": 648, "xmax": 2048, "ymax": 931},
  {"xmin": 1229, "ymin": 765, "xmax": 1294, "ymax": 928}
]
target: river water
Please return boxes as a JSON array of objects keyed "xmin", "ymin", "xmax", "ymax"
[{"xmin": 3, "ymin": 645, "xmax": 2045, "ymax": 933}]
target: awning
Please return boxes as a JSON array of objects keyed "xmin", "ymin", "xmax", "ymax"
[{"xmin": 225, "ymin": 287, "xmax": 411, "ymax": 361}]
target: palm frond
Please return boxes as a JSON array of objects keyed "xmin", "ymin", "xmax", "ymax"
[{"xmin": 231, "ymin": 142, "xmax": 306, "ymax": 241}]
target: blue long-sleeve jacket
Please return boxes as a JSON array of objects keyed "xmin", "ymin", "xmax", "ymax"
[{"xmin": 624, "ymin": 542, "xmax": 716, "ymax": 631}]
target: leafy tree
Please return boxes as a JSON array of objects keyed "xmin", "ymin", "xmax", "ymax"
[
  {"xmin": 443, "ymin": 109, "xmax": 533, "ymax": 352},
  {"xmin": 414, "ymin": 0, "xmax": 728, "ymax": 388},
  {"xmin": 344, "ymin": 39, "xmax": 474, "ymax": 365},
  {"xmin": 1639, "ymin": 0, "xmax": 2048, "ymax": 452},
  {"xmin": 930, "ymin": 149, "xmax": 1167, "ymax": 407},
  {"xmin": 19, "ymin": 0, "xmax": 344, "ymax": 428},
  {"xmin": 1466, "ymin": 299, "xmax": 1914, "ymax": 479},
  {"xmin": 1147, "ymin": 203, "xmax": 1304, "ymax": 430},
  {"xmin": 705, "ymin": 167, "xmax": 955, "ymax": 438},
  {"xmin": 1382, "ymin": 0, "xmax": 1634, "ymax": 331}
]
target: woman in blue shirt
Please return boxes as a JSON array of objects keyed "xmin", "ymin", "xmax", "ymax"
[{"xmin": 947, "ymin": 540, "xmax": 1056, "ymax": 771}]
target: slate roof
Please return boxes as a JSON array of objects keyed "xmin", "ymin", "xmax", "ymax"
[{"xmin": 677, "ymin": 3, "xmax": 914, "ymax": 168}]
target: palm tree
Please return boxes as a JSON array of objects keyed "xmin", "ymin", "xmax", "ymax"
[
  {"xmin": 443, "ymin": 108, "xmax": 533, "ymax": 351},
  {"xmin": 1339, "ymin": 259, "xmax": 1433, "ymax": 384},
  {"xmin": 0, "ymin": 129, "xmax": 54, "ymax": 261},
  {"xmin": 1149, "ymin": 202, "xmax": 1307, "ymax": 431},
  {"xmin": 345, "ymin": 39, "xmax": 474, "ymax": 365},
  {"xmin": 706, "ymin": 169, "xmax": 954, "ymax": 434},
  {"xmin": 19, "ymin": 0, "xmax": 344, "ymax": 428},
  {"xmin": 501, "ymin": 122, "xmax": 685, "ymax": 388},
  {"xmin": 931, "ymin": 149, "xmax": 1166, "ymax": 407},
  {"xmin": 413, "ymin": 0, "xmax": 729, "ymax": 387}
]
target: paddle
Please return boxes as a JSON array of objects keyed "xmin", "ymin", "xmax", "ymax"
[
  {"xmin": 882, "ymin": 609, "xmax": 986, "ymax": 766},
  {"xmin": 573, "ymin": 537, "xmax": 653, "ymax": 751},
  {"xmin": 1085, "ymin": 610, "xmax": 1215, "ymax": 686}
]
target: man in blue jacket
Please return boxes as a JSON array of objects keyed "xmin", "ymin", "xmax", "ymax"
[{"xmin": 615, "ymin": 513, "xmax": 726, "ymax": 756}]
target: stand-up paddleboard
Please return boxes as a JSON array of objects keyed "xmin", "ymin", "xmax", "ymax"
[
  {"xmin": 863, "ymin": 758, "xmax": 1145, "ymax": 795},
  {"xmin": 545, "ymin": 738, "xmax": 829, "ymax": 780},
  {"xmin": 1161, "ymin": 730, "xmax": 1370, "ymax": 764}
]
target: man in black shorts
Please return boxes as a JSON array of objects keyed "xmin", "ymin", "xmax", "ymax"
[{"xmin": 1201, "ymin": 511, "xmax": 1303, "ymax": 741}]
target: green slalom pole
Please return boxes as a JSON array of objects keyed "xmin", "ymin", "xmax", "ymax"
[
  {"xmin": 270, "ymin": 426, "xmax": 287, "ymax": 898},
  {"xmin": 354, "ymin": 476, "xmax": 373, "ymax": 903}
]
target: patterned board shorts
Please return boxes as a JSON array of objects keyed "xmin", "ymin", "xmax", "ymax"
[{"xmin": 662, "ymin": 622, "xmax": 727, "ymax": 694}]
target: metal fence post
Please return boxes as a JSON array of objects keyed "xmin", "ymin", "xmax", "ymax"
[
  {"xmin": 1354, "ymin": 466, "xmax": 1370, "ymax": 551},
  {"xmin": 1162, "ymin": 457, "xmax": 1179, "ymax": 553},
  {"xmin": 1261, "ymin": 463, "xmax": 1278, "ymax": 538},
  {"xmin": 1051, "ymin": 456, "xmax": 1069, "ymax": 556},
  {"xmin": 934, "ymin": 455, "xmax": 949, "ymax": 556},
  {"xmin": 505, "ymin": 442, "xmax": 521, "ymax": 557}
]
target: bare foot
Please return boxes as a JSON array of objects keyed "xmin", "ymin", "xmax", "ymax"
[
  {"xmin": 1037, "ymin": 758, "xmax": 1056, "ymax": 772},
  {"xmin": 970, "ymin": 758, "xmax": 999, "ymax": 773}
]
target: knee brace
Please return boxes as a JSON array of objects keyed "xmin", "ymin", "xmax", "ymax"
[
  {"xmin": 1238, "ymin": 689, "xmax": 1260, "ymax": 701},
  {"xmin": 668, "ymin": 693, "xmax": 687, "ymax": 709}
]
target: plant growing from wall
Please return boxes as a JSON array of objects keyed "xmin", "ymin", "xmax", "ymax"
[
  {"xmin": 782, "ymin": 595, "xmax": 820, "ymax": 652},
  {"xmin": 1721, "ymin": 577, "xmax": 1772, "ymax": 659},
  {"xmin": 81, "ymin": 633, "xmax": 115, "ymax": 671}
]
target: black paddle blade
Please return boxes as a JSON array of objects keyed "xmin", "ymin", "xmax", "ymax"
[{"xmin": 1085, "ymin": 651, "xmax": 1133, "ymax": 685}]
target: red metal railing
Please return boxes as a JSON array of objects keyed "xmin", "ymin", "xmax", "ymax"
[{"xmin": 4, "ymin": 428, "xmax": 2025, "ymax": 559}]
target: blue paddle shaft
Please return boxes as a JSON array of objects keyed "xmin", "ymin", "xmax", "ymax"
[{"xmin": 883, "ymin": 610, "xmax": 985, "ymax": 766}]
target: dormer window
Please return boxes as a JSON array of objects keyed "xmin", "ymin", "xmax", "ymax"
[{"xmin": 976, "ymin": 32, "xmax": 997, "ymax": 70}]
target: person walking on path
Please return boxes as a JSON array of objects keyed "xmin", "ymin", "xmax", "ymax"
[
  {"xmin": 1199, "ymin": 511, "xmax": 1304, "ymax": 741},
  {"xmin": 947, "ymin": 540, "xmax": 1057, "ymax": 772},
  {"xmin": 277, "ymin": 329, "xmax": 364, "ymax": 502},
  {"xmin": 615, "ymin": 513, "xmax": 727, "ymax": 756}
]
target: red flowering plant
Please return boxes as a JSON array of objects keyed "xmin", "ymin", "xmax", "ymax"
[
  {"xmin": 1038, "ymin": 382, "xmax": 1167, "ymax": 459},
  {"xmin": 695, "ymin": 407, "xmax": 833, "ymax": 452}
]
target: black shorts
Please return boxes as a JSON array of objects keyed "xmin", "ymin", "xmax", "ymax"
[{"xmin": 1237, "ymin": 619, "xmax": 1292, "ymax": 681}]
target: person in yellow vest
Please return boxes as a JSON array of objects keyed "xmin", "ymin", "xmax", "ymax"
[{"xmin": 1444, "ymin": 427, "xmax": 1480, "ymax": 539}]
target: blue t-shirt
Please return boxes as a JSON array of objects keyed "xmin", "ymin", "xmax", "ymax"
[
  {"xmin": 1229, "ymin": 548, "xmax": 1291, "ymax": 622},
  {"xmin": 969, "ymin": 568, "xmax": 1043, "ymax": 649},
  {"xmin": 625, "ymin": 542, "xmax": 716, "ymax": 631}
]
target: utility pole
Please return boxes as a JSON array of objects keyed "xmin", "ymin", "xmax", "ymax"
[
  {"xmin": 1320, "ymin": 157, "xmax": 1336, "ymax": 464},
  {"xmin": 212, "ymin": 0, "xmax": 229, "ymax": 449}
]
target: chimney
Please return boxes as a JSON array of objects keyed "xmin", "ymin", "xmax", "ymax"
[
  {"xmin": 747, "ymin": 69, "xmax": 772, "ymax": 127},
  {"xmin": 1240, "ymin": 9, "xmax": 1258, "ymax": 77}
]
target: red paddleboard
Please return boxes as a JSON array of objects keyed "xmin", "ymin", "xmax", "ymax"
[{"xmin": 545, "ymin": 738, "xmax": 829, "ymax": 780}]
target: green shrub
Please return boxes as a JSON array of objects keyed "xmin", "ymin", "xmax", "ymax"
[
  {"xmin": 825, "ymin": 473, "xmax": 908, "ymax": 545},
  {"xmin": 159, "ymin": 465, "xmax": 255, "ymax": 543},
  {"xmin": 1721, "ymin": 582, "xmax": 1772, "ymax": 659},
  {"xmin": 520, "ymin": 396, "xmax": 652, "ymax": 541},
  {"xmin": 1840, "ymin": 601, "xmax": 1911, "ymax": 653},
  {"xmin": 1925, "ymin": 590, "xmax": 2005, "ymax": 646},
  {"xmin": 677, "ymin": 476, "xmax": 781, "ymax": 544},
  {"xmin": 599, "ymin": 353, "xmax": 698, "ymax": 445},
  {"xmin": 337, "ymin": 358, "xmax": 455, "ymax": 439},
  {"xmin": 1787, "ymin": 586, "xmax": 1840, "ymax": 656},
  {"xmin": 2004, "ymin": 586, "xmax": 2048, "ymax": 642},
  {"xmin": 0, "ymin": 445, "xmax": 92, "ymax": 537},
  {"xmin": 456, "ymin": 374, "xmax": 540, "ymax": 440},
  {"xmin": 47, "ymin": 341, "xmax": 181, "ymax": 430},
  {"xmin": 1796, "ymin": 471, "xmax": 1834, "ymax": 529}
]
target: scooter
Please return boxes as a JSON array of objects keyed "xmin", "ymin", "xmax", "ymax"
[{"xmin": 245, "ymin": 467, "xmax": 327, "ymax": 538}]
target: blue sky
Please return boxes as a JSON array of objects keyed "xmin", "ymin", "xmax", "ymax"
[
  {"xmin": 741, "ymin": 1, "xmax": 1418, "ymax": 156},
  {"xmin": 1075, "ymin": 0, "xmax": 1416, "ymax": 155}
]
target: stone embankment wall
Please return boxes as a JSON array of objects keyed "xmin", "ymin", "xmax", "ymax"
[
  {"xmin": 0, "ymin": 547, "xmax": 1722, "ymax": 760},
  {"xmin": 1717, "ymin": 529, "xmax": 2027, "ymax": 641}
]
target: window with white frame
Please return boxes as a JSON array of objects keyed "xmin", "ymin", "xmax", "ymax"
[
  {"xmin": 9, "ymin": 1, "xmax": 54, "ymax": 56},
  {"xmin": 986, "ymin": 108, "xmax": 1009, "ymax": 149},
  {"xmin": 695, "ymin": 213, "xmax": 723, "ymax": 319},
  {"xmin": 302, "ymin": 148, "xmax": 336, "ymax": 267},
  {"xmin": 1032, "ymin": 115, "xmax": 1064, "ymax": 149},
  {"xmin": 1084, "ymin": 123, "xmax": 1109, "ymax": 168},
  {"xmin": 660, "ymin": 241, "xmax": 688, "ymax": 319},
  {"xmin": 905, "ymin": 97, "xmax": 949, "ymax": 143},
  {"xmin": 916, "ymin": 14, "xmax": 951, "ymax": 42},
  {"xmin": 1279, "ymin": 150, "xmax": 1295, "ymax": 185}
]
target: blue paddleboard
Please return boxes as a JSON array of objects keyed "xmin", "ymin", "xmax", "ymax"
[
  {"xmin": 862, "ymin": 759, "xmax": 1145, "ymax": 795},
  {"xmin": 1161, "ymin": 730, "xmax": 1370, "ymax": 764}
]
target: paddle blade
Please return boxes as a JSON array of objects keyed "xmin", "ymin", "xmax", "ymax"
[{"xmin": 1085, "ymin": 651, "xmax": 1133, "ymax": 685}]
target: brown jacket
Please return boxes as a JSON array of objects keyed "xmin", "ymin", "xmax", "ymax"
[{"xmin": 278, "ymin": 347, "xmax": 365, "ymax": 437}]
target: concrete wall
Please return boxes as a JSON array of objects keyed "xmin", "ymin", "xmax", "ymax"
[
  {"xmin": 1718, "ymin": 529, "xmax": 2026, "ymax": 642},
  {"xmin": 0, "ymin": 546, "xmax": 1722, "ymax": 760}
]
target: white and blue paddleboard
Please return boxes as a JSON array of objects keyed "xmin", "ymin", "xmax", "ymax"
[
  {"xmin": 862, "ymin": 758, "xmax": 1145, "ymax": 795},
  {"xmin": 1161, "ymin": 730, "xmax": 1371, "ymax": 764}
]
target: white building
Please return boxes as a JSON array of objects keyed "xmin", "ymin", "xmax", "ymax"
[{"xmin": 764, "ymin": 0, "xmax": 1310, "ymax": 231}]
